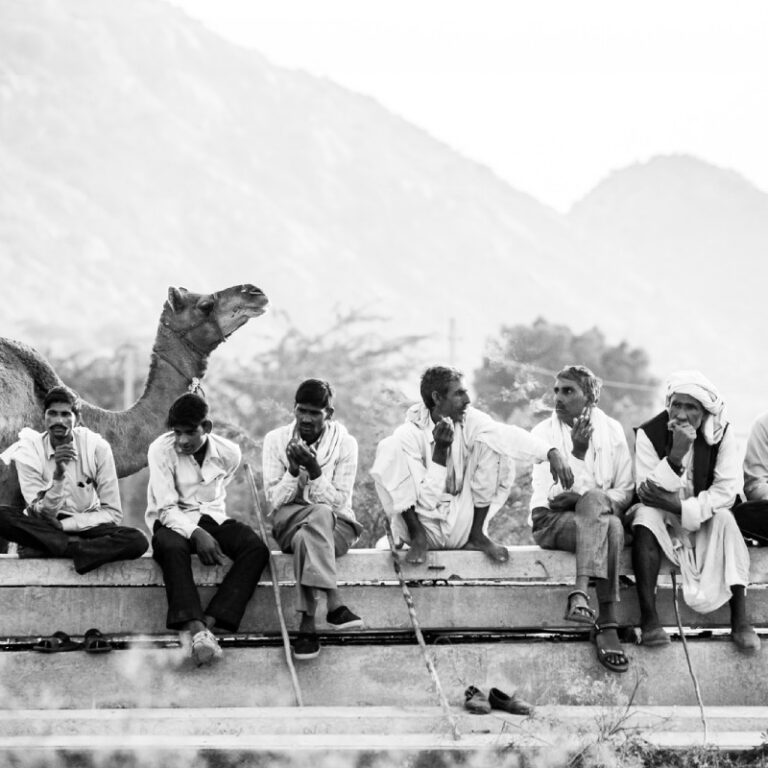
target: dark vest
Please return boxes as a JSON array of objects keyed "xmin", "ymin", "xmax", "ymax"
[{"xmin": 635, "ymin": 410, "xmax": 726, "ymax": 495}]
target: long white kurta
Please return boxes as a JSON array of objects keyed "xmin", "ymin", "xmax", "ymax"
[
  {"xmin": 631, "ymin": 426, "xmax": 750, "ymax": 613},
  {"xmin": 371, "ymin": 405, "xmax": 552, "ymax": 548}
]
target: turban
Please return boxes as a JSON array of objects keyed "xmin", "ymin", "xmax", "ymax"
[{"xmin": 665, "ymin": 370, "xmax": 727, "ymax": 445}]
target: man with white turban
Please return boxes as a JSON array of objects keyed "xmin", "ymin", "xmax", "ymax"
[
  {"xmin": 530, "ymin": 365, "xmax": 634, "ymax": 673},
  {"xmin": 371, "ymin": 366, "xmax": 573, "ymax": 565},
  {"xmin": 629, "ymin": 370, "xmax": 759, "ymax": 651}
]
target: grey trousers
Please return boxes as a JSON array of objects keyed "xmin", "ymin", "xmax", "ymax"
[
  {"xmin": 531, "ymin": 489, "xmax": 624, "ymax": 603},
  {"xmin": 272, "ymin": 502, "xmax": 360, "ymax": 615}
]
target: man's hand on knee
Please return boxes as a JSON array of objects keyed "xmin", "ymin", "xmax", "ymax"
[{"xmin": 191, "ymin": 528, "xmax": 225, "ymax": 566}]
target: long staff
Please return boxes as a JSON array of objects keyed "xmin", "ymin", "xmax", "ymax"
[
  {"xmin": 671, "ymin": 572, "xmax": 708, "ymax": 742},
  {"xmin": 382, "ymin": 514, "xmax": 460, "ymax": 741},
  {"xmin": 244, "ymin": 463, "xmax": 304, "ymax": 707}
]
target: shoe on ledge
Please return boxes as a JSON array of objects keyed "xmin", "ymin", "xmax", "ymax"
[
  {"xmin": 326, "ymin": 605, "xmax": 364, "ymax": 630},
  {"xmin": 488, "ymin": 687, "xmax": 534, "ymax": 716}
]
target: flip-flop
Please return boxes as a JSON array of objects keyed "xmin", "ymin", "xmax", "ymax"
[
  {"xmin": 32, "ymin": 631, "xmax": 83, "ymax": 653},
  {"xmin": 592, "ymin": 622, "xmax": 629, "ymax": 674},
  {"xmin": 83, "ymin": 628, "xmax": 113, "ymax": 654},
  {"xmin": 563, "ymin": 589, "xmax": 596, "ymax": 624}
]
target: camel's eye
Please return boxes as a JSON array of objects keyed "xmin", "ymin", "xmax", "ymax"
[{"xmin": 198, "ymin": 299, "xmax": 214, "ymax": 314}]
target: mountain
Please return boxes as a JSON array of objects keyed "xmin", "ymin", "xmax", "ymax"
[
  {"xmin": 1, "ymin": 0, "xmax": 767, "ymax": 429},
  {"xmin": 568, "ymin": 155, "xmax": 768, "ymax": 428}
]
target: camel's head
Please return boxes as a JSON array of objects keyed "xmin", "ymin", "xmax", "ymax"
[{"xmin": 161, "ymin": 284, "xmax": 269, "ymax": 354}]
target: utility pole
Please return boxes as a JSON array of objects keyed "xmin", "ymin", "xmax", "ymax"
[{"xmin": 122, "ymin": 343, "xmax": 136, "ymax": 409}]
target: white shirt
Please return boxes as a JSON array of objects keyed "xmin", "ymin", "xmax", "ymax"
[
  {"xmin": 529, "ymin": 409, "xmax": 634, "ymax": 518},
  {"xmin": 635, "ymin": 426, "xmax": 739, "ymax": 532},
  {"xmin": 145, "ymin": 431, "xmax": 241, "ymax": 539},
  {"xmin": 1, "ymin": 426, "xmax": 122, "ymax": 532},
  {"xmin": 743, "ymin": 411, "xmax": 768, "ymax": 501},
  {"xmin": 262, "ymin": 421, "xmax": 358, "ymax": 522}
]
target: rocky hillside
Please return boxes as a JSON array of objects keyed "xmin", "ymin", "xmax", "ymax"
[{"xmin": 1, "ymin": 0, "xmax": 766, "ymax": 427}]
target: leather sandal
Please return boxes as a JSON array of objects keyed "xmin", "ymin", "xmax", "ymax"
[
  {"xmin": 563, "ymin": 589, "xmax": 596, "ymax": 624},
  {"xmin": 83, "ymin": 628, "xmax": 113, "ymax": 654},
  {"xmin": 33, "ymin": 631, "xmax": 83, "ymax": 653},
  {"xmin": 591, "ymin": 622, "xmax": 629, "ymax": 674}
]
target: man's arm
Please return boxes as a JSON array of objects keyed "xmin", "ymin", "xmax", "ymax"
[
  {"xmin": 262, "ymin": 428, "xmax": 300, "ymax": 513},
  {"xmin": 744, "ymin": 416, "xmax": 768, "ymax": 501}
]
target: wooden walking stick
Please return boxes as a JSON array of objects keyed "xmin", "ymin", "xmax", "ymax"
[
  {"xmin": 382, "ymin": 513, "xmax": 461, "ymax": 741},
  {"xmin": 671, "ymin": 572, "xmax": 708, "ymax": 742},
  {"xmin": 244, "ymin": 463, "xmax": 304, "ymax": 707}
]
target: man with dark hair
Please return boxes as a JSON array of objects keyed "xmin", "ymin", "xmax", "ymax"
[
  {"xmin": 0, "ymin": 385, "xmax": 148, "ymax": 572},
  {"xmin": 372, "ymin": 365, "xmax": 572, "ymax": 565},
  {"xmin": 263, "ymin": 378, "xmax": 363, "ymax": 661},
  {"xmin": 629, "ymin": 370, "xmax": 759, "ymax": 652},
  {"xmin": 146, "ymin": 392, "xmax": 270, "ymax": 666},
  {"xmin": 530, "ymin": 365, "xmax": 634, "ymax": 673}
]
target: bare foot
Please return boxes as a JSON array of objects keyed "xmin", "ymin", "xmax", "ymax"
[
  {"xmin": 405, "ymin": 534, "xmax": 428, "ymax": 564},
  {"xmin": 463, "ymin": 535, "xmax": 509, "ymax": 562}
]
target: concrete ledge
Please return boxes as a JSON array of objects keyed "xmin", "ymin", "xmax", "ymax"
[
  {"xmin": 2, "ymin": 547, "xmax": 768, "ymax": 586},
  {"xmin": 0, "ymin": 640, "xmax": 766, "ymax": 709}
]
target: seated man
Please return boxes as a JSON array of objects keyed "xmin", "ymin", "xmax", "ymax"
[
  {"xmin": 146, "ymin": 393, "xmax": 270, "ymax": 666},
  {"xmin": 629, "ymin": 370, "xmax": 759, "ymax": 651},
  {"xmin": 732, "ymin": 410, "xmax": 768, "ymax": 544},
  {"xmin": 530, "ymin": 366, "xmax": 633, "ymax": 674},
  {"xmin": 262, "ymin": 379, "xmax": 364, "ymax": 661},
  {"xmin": 0, "ymin": 385, "xmax": 148, "ymax": 572},
  {"xmin": 371, "ymin": 365, "xmax": 572, "ymax": 565}
]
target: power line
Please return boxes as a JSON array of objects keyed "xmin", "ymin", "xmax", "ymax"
[{"xmin": 499, "ymin": 360, "xmax": 659, "ymax": 393}]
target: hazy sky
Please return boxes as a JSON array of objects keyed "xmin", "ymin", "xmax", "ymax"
[{"xmin": 171, "ymin": 0, "xmax": 768, "ymax": 211}]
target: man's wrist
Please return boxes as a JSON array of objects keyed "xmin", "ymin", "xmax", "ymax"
[
  {"xmin": 571, "ymin": 449, "xmax": 586, "ymax": 461},
  {"xmin": 432, "ymin": 446, "xmax": 449, "ymax": 466},
  {"xmin": 667, "ymin": 457, "xmax": 684, "ymax": 476}
]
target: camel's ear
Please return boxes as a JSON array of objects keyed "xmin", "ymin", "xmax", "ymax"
[{"xmin": 166, "ymin": 287, "xmax": 186, "ymax": 313}]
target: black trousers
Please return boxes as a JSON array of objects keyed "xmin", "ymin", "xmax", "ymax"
[
  {"xmin": 733, "ymin": 499, "xmax": 768, "ymax": 545},
  {"xmin": 152, "ymin": 515, "xmax": 270, "ymax": 631},
  {"xmin": 0, "ymin": 505, "xmax": 148, "ymax": 574}
]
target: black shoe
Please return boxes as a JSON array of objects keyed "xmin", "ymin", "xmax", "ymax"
[
  {"xmin": 326, "ymin": 605, "xmax": 364, "ymax": 630},
  {"xmin": 292, "ymin": 632, "xmax": 320, "ymax": 660},
  {"xmin": 488, "ymin": 687, "xmax": 534, "ymax": 716}
]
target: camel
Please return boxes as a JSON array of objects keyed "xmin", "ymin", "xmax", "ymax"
[{"xmin": 0, "ymin": 284, "xmax": 268, "ymax": 507}]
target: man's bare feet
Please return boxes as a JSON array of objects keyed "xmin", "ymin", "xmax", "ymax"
[
  {"xmin": 405, "ymin": 534, "xmax": 428, "ymax": 564},
  {"xmin": 463, "ymin": 535, "xmax": 509, "ymax": 562}
]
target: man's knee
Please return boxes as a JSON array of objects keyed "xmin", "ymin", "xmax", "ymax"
[
  {"xmin": 632, "ymin": 522, "xmax": 660, "ymax": 553},
  {"xmin": 151, "ymin": 527, "xmax": 189, "ymax": 560},
  {"xmin": 575, "ymin": 489, "xmax": 612, "ymax": 518},
  {"xmin": 304, "ymin": 504, "xmax": 334, "ymax": 531},
  {"xmin": 118, "ymin": 528, "xmax": 149, "ymax": 558}
]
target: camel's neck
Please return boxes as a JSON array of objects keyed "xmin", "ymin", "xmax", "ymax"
[{"xmin": 79, "ymin": 325, "xmax": 211, "ymax": 477}]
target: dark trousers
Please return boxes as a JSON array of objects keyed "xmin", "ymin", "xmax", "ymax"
[
  {"xmin": 0, "ymin": 505, "xmax": 148, "ymax": 574},
  {"xmin": 152, "ymin": 515, "xmax": 270, "ymax": 631},
  {"xmin": 733, "ymin": 499, "xmax": 768, "ymax": 545}
]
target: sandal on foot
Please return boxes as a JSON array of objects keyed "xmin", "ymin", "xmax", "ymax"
[
  {"xmin": 33, "ymin": 631, "xmax": 83, "ymax": 653},
  {"xmin": 641, "ymin": 626, "xmax": 671, "ymax": 647},
  {"xmin": 592, "ymin": 622, "xmax": 629, "ymax": 674},
  {"xmin": 563, "ymin": 590, "xmax": 596, "ymax": 624},
  {"xmin": 83, "ymin": 628, "xmax": 113, "ymax": 654}
]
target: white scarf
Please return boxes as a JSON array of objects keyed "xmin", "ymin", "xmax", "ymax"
[{"xmin": 548, "ymin": 406, "xmax": 614, "ymax": 490}]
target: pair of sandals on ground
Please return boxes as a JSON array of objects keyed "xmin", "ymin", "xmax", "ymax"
[
  {"xmin": 32, "ymin": 628, "xmax": 112, "ymax": 654},
  {"xmin": 564, "ymin": 589, "xmax": 628, "ymax": 674}
]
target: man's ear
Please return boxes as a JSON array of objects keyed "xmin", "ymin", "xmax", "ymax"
[
  {"xmin": 202, "ymin": 420, "xmax": 213, "ymax": 434},
  {"xmin": 325, "ymin": 406, "xmax": 335, "ymax": 420},
  {"xmin": 431, "ymin": 390, "xmax": 442, "ymax": 408}
]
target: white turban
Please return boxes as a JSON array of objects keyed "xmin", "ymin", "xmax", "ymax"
[{"xmin": 665, "ymin": 369, "xmax": 727, "ymax": 445}]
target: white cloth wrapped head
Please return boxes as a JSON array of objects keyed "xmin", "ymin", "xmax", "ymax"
[{"xmin": 665, "ymin": 369, "xmax": 727, "ymax": 445}]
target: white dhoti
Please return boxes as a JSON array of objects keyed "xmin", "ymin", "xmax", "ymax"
[
  {"xmin": 371, "ymin": 435, "xmax": 510, "ymax": 549},
  {"xmin": 632, "ymin": 504, "xmax": 750, "ymax": 613}
]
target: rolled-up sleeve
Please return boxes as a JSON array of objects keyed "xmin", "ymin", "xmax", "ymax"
[{"xmin": 744, "ymin": 415, "xmax": 768, "ymax": 501}]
